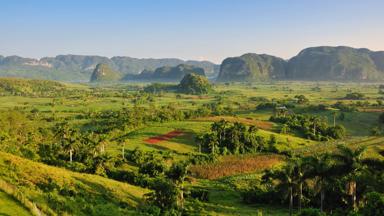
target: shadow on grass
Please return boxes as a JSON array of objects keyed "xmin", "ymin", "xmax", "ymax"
[{"xmin": 73, "ymin": 177, "xmax": 141, "ymax": 208}]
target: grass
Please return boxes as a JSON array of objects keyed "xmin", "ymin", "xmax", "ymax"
[
  {"xmin": 0, "ymin": 151, "xmax": 148, "ymax": 215},
  {"xmin": 191, "ymin": 178, "xmax": 290, "ymax": 216},
  {"xmin": 0, "ymin": 190, "xmax": 31, "ymax": 216},
  {"xmin": 0, "ymin": 80, "xmax": 383, "ymax": 215}
]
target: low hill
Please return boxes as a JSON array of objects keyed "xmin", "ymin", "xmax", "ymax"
[
  {"xmin": 0, "ymin": 78, "xmax": 67, "ymax": 97},
  {"xmin": 90, "ymin": 63, "xmax": 121, "ymax": 82},
  {"xmin": 0, "ymin": 151, "xmax": 147, "ymax": 216},
  {"xmin": 178, "ymin": 73, "xmax": 212, "ymax": 94},
  {"xmin": 125, "ymin": 64, "xmax": 206, "ymax": 82},
  {"xmin": 217, "ymin": 53, "xmax": 286, "ymax": 82}
]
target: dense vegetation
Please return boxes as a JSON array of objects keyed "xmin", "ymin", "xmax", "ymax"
[
  {"xmin": 0, "ymin": 78, "xmax": 383, "ymax": 216},
  {"xmin": 125, "ymin": 64, "xmax": 206, "ymax": 82},
  {"xmin": 177, "ymin": 73, "xmax": 212, "ymax": 95}
]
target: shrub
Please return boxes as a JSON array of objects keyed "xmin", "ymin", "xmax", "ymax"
[
  {"xmin": 360, "ymin": 192, "xmax": 384, "ymax": 216},
  {"xmin": 297, "ymin": 208, "xmax": 326, "ymax": 216}
]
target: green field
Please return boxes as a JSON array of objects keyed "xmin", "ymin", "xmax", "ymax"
[{"xmin": 0, "ymin": 79, "xmax": 383, "ymax": 215}]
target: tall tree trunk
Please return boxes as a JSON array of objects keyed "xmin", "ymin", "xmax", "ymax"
[
  {"xmin": 180, "ymin": 183, "xmax": 184, "ymax": 209},
  {"xmin": 289, "ymin": 186, "xmax": 293, "ymax": 216},
  {"xmin": 122, "ymin": 143, "xmax": 125, "ymax": 159},
  {"xmin": 69, "ymin": 149, "xmax": 73, "ymax": 163},
  {"xmin": 299, "ymin": 182, "xmax": 302, "ymax": 212},
  {"xmin": 320, "ymin": 189, "xmax": 324, "ymax": 212}
]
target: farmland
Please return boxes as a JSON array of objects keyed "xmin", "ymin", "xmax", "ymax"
[{"xmin": 0, "ymin": 78, "xmax": 383, "ymax": 215}]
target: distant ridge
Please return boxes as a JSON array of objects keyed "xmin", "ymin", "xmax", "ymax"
[
  {"xmin": 0, "ymin": 54, "xmax": 219, "ymax": 82},
  {"xmin": 218, "ymin": 46, "xmax": 384, "ymax": 82},
  {"xmin": 124, "ymin": 64, "xmax": 206, "ymax": 82},
  {"xmin": 2, "ymin": 46, "xmax": 384, "ymax": 82}
]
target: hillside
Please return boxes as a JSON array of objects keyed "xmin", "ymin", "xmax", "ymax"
[
  {"xmin": 0, "ymin": 78, "xmax": 67, "ymax": 97},
  {"xmin": 0, "ymin": 151, "xmax": 147, "ymax": 216},
  {"xmin": 217, "ymin": 53, "xmax": 286, "ymax": 82},
  {"xmin": 0, "ymin": 55, "xmax": 219, "ymax": 81},
  {"xmin": 287, "ymin": 46, "xmax": 384, "ymax": 80},
  {"xmin": 178, "ymin": 73, "xmax": 212, "ymax": 94},
  {"xmin": 217, "ymin": 46, "xmax": 384, "ymax": 82},
  {"xmin": 90, "ymin": 63, "xmax": 121, "ymax": 82},
  {"xmin": 124, "ymin": 64, "xmax": 206, "ymax": 82}
]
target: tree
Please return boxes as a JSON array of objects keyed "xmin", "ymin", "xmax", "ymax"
[
  {"xmin": 360, "ymin": 192, "xmax": 384, "ymax": 216},
  {"xmin": 139, "ymin": 159, "xmax": 166, "ymax": 177},
  {"xmin": 166, "ymin": 162, "xmax": 189, "ymax": 208},
  {"xmin": 304, "ymin": 154, "xmax": 333, "ymax": 212},
  {"xmin": 145, "ymin": 178, "xmax": 178, "ymax": 209},
  {"xmin": 54, "ymin": 122, "xmax": 79, "ymax": 163},
  {"xmin": 263, "ymin": 162, "xmax": 296, "ymax": 216},
  {"xmin": 379, "ymin": 113, "xmax": 384, "ymax": 124},
  {"xmin": 333, "ymin": 145, "xmax": 366, "ymax": 210}
]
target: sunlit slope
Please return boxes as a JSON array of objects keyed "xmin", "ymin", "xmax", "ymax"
[{"xmin": 0, "ymin": 151, "xmax": 148, "ymax": 216}]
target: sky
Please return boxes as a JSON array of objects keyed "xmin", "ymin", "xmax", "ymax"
[{"xmin": 1, "ymin": 0, "xmax": 384, "ymax": 63}]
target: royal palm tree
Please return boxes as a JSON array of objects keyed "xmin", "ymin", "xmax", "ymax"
[
  {"xmin": 167, "ymin": 162, "xmax": 189, "ymax": 209},
  {"xmin": 333, "ymin": 145, "xmax": 367, "ymax": 210},
  {"xmin": 54, "ymin": 122, "xmax": 79, "ymax": 163},
  {"xmin": 304, "ymin": 154, "xmax": 333, "ymax": 212},
  {"xmin": 263, "ymin": 162, "xmax": 296, "ymax": 216}
]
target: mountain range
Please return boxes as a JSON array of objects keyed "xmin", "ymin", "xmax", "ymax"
[
  {"xmin": 123, "ymin": 64, "xmax": 205, "ymax": 82},
  {"xmin": 0, "ymin": 55, "xmax": 219, "ymax": 82},
  {"xmin": 1, "ymin": 46, "xmax": 384, "ymax": 82},
  {"xmin": 218, "ymin": 46, "xmax": 384, "ymax": 82}
]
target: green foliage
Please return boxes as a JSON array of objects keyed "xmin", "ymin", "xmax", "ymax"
[
  {"xmin": 218, "ymin": 53, "xmax": 286, "ymax": 82},
  {"xmin": 197, "ymin": 120, "xmax": 269, "ymax": 155},
  {"xmin": 296, "ymin": 208, "xmax": 326, "ymax": 216},
  {"xmin": 144, "ymin": 178, "xmax": 179, "ymax": 210},
  {"xmin": 0, "ymin": 78, "xmax": 67, "ymax": 97},
  {"xmin": 344, "ymin": 92, "xmax": 365, "ymax": 100},
  {"xmin": 178, "ymin": 73, "xmax": 212, "ymax": 95},
  {"xmin": 270, "ymin": 113, "xmax": 346, "ymax": 140},
  {"xmin": 126, "ymin": 64, "xmax": 206, "ymax": 82},
  {"xmin": 360, "ymin": 192, "xmax": 384, "ymax": 216}
]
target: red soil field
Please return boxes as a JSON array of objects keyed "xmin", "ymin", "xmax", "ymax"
[{"xmin": 144, "ymin": 130, "xmax": 184, "ymax": 144}]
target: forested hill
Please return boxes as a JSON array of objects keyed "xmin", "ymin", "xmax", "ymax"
[
  {"xmin": 0, "ymin": 54, "xmax": 219, "ymax": 81},
  {"xmin": 217, "ymin": 46, "xmax": 384, "ymax": 82},
  {"xmin": 124, "ymin": 64, "xmax": 206, "ymax": 82}
]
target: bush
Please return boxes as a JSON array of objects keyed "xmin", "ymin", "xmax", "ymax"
[
  {"xmin": 344, "ymin": 92, "xmax": 365, "ymax": 100},
  {"xmin": 360, "ymin": 192, "xmax": 384, "ymax": 216},
  {"xmin": 296, "ymin": 208, "xmax": 326, "ymax": 216},
  {"xmin": 189, "ymin": 188, "xmax": 209, "ymax": 201}
]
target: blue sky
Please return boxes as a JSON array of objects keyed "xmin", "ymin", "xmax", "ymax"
[{"xmin": 1, "ymin": 0, "xmax": 383, "ymax": 63}]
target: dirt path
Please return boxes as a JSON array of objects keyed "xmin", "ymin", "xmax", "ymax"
[{"xmin": 144, "ymin": 130, "xmax": 184, "ymax": 144}]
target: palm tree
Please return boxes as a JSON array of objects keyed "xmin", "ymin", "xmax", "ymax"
[
  {"xmin": 263, "ymin": 162, "xmax": 296, "ymax": 216},
  {"xmin": 304, "ymin": 154, "xmax": 333, "ymax": 212},
  {"xmin": 333, "ymin": 145, "xmax": 366, "ymax": 210},
  {"xmin": 211, "ymin": 119, "xmax": 228, "ymax": 147},
  {"xmin": 167, "ymin": 162, "xmax": 189, "ymax": 209},
  {"xmin": 292, "ymin": 158, "xmax": 306, "ymax": 213},
  {"xmin": 54, "ymin": 122, "xmax": 79, "ymax": 163}
]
